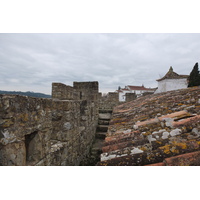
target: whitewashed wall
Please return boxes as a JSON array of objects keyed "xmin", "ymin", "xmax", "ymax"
[
  {"xmin": 119, "ymin": 90, "xmax": 143, "ymax": 101},
  {"xmin": 119, "ymin": 90, "xmax": 131, "ymax": 101},
  {"xmin": 155, "ymin": 79, "xmax": 188, "ymax": 93},
  {"xmin": 119, "ymin": 92, "xmax": 125, "ymax": 101}
]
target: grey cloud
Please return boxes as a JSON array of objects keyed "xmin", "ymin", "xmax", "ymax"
[{"xmin": 0, "ymin": 33, "xmax": 200, "ymax": 94}]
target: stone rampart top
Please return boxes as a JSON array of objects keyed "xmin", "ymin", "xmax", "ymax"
[
  {"xmin": 73, "ymin": 81, "xmax": 98, "ymax": 90},
  {"xmin": 52, "ymin": 81, "xmax": 99, "ymax": 101}
]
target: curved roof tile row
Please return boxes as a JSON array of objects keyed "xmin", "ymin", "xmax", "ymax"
[{"xmin": 97, "ymin": 86, "xmax": 200, "ymax": 166}]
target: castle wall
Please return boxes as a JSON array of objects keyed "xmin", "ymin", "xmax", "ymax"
[
  {"xmin": 73, "ymin": 81, "xmax": 99, "ymax": 101},
  {"xmin": 52, "ymin": 83, "xmax": 79, "ymax": 100},
  {"xmin": 0, "ymin": 95, "xmax": 52, "ymax": 166},
  {"xmin": 125, "ymin": 93, "xmax": 137, "ymax": 102},
  {"xmin": 0, "ymin": 81, "xmax": 99, "ymax": 166},
  {"xmin": 99, "ymin": 92, "xmax": 120, "ymax": 110}
]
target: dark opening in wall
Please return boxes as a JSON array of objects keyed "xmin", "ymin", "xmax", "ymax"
[{"xmin": 25, "ymin": 131, "xmax": 38, "ymax": 165}]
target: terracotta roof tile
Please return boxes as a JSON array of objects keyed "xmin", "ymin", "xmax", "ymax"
[
  {"xmin": 97, "ymin": 87, "xmax": 200, "ymax": 166},
  {"xmin": 145, "ymin": 162, "xmax": 165, "ymax": 166},
  {"xmin": 156, "ymin": 66, "xmax": 189, "ymax": 81},
  {"xmin": 145, "ymin": 151, "xmax": 200, "ymax": 166},
  {"xmin": 164, "ymin": 151, "xmax": 200, "ymax": 166},
  {"xmin": 127, "ymin": 85, "xmax": 148, "ymax": 91},
  {"xmin": 121, "ymin": 89, "xmax": 129, "ymax": 91},
  {"xmin": 135, "ymin": 110, "xmax": 191, "ymax": 127}
]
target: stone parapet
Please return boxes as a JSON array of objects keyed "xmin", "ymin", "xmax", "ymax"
[
  {"xmin": 125, "ymin": 93, "xmax": 137, "ymax": 102},
  {"xmin": 99, "ymin": 92, "xmax": 121, "ymax": 110},
  {"xmin": 73, "ymin": 81, "xmax": 99, "ymax": 101},
  {"xmin": 52, "ymin": 82, "xmax": 81, "ymax": 101},
  {"xmin": 0, "ymin": 81, "xmax": 99, "ymax": 166}
]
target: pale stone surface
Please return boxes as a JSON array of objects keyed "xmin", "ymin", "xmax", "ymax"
[
  {"xmin": 101, "ymin": 147, "xmax": 144, "ymax": 161},
  {"xmin": 152, "ymin": 131, "xmax": 159, "ymax": 135},
  {"xmin": 133, "ymin": 124, "xmax": 138, "ymax": 130},
  {"xmin": 99, "ymin": 113, "xmax": 111, "ymax": 120},
  {"xmin": 192, "ymin": 128, "xmax": 200, "ymax": 135},
  {"xmin": 63, "ymin": 122, "xmax": 71, "ymax": 130},
  {"xmin": 165, "ymin": 118, "xmax": 174, "ymax": 128},
  {"xmin": 147, "ymin": 135, "xmax": 156, "ymax": 143},
  {"xmin": 162, "ymin": 132, "xmax": 170, "ymax": 139},
  {"xmin": 170, "ymin": 129, "xmax": 182, "ymax": 137},
  {"xmin": 123, "ymin": 129, "xmax": 132, "ymax": 134}
]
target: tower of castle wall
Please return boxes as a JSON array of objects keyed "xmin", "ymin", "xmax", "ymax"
[
  {"xmin": 52, "ymin": 83, "xmax": 74, "ymax": 100},
  {"xmin": 73, "ymin": 81, "xmax": 99, "ymax": 101},
  {"xmin": 99, "ymin": 92, "xmax": 121, "ymax": 110}
]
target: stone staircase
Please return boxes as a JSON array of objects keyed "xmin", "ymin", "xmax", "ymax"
[{"xmin": 88, "ymin": 109, "xmax": 113, "ymax": 165}]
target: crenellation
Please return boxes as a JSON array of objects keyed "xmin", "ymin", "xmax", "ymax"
[
  {"xmin": 0, "ymin": 81, "xmax": 100, "ymax": 166},
  {"xmin": 52, "ymin": 83, "xmax": 75, "ymax": 100},
  {"xmin": 99, "ymin": 92, "xmax": 121, "ymax": 110},
  {"xmin": 73, "ymin": 81, "xmax": 99, "ymax": 101}
]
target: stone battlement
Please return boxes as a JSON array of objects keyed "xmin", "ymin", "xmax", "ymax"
[
  {"xmin": 99, "ymin": 92, "xmax": 121, "ymax": 110},
  {"xmin": 52, "ymin": 81, "xmax": 99, "ymax": 101},
  {"xmin": 0, "ymin": 81, "xmax": 99, "ymax": 166}
]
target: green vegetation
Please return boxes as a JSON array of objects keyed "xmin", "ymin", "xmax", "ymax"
[
  {"xmin": 188, "ymin": 62, "xmax": 200, "ymax": 87},
  {"xmin": 0, "ymin": 90, "xmax": 51, "ymax": 98}
]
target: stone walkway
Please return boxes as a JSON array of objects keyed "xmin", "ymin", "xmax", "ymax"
[{"xmin": 87, "ymin": 109, "xmax": 112, "ymax": 165}]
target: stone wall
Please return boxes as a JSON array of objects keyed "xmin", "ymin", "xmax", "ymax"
[
  {"xmin": 125, "ymin": 93, "xmax": 137, "ymax": 102},
  {"xmin": 0, "ymin": 95, "xmax": 52, "ymax": 166},
  {"xmin": 73, "ymin": 81, "xmax": 99, "ymax": 101},
  {"xmin": 0, "ymin": 81, "xmax": 99, "ymax": 166},
  {"xmin": 52, "ymin": 83, "xmax": 79, "ymax": 100},
  {"xmin": 99, "ymin": 92, "xmax": 120, "ymax": 110}
]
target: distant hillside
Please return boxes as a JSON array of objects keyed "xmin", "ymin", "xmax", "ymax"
[{"xmin": 0, "ymin": 90, "xmax": 51, "ymax": 98}]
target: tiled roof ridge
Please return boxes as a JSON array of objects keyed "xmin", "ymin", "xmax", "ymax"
[
  {"xmin": 127, "ymin": 85, "xmax": 149, "ymax": 91},
  {"xmin": 145, "ymin": 150, "xmax": 200, "ymax": 166},
  {"xmin": 156, "ymin": 66, "xmax": 189, "ymax": 81}
]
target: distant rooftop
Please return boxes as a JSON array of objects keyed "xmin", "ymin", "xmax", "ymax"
[
  {"xmin": 156, "ymin": 66, "xmax": 189, "ymax": 81},
  {"xmin": 127, "ymin": 85, "xmax": 149, "ymax": 91}
]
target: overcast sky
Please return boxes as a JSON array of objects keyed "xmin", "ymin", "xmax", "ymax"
[{"xmin": 0, "ymin": 33, "xmax": 200, "ymax": 94}]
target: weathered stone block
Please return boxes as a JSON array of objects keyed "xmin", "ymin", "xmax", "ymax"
[{"xmin": 99, "ymin": 113, "xmax": 111, "ymax": 120}]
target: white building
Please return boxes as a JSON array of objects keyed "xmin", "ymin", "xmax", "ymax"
[
  {"xmin": 155, "ymin": 66, "xmax": 189, "ymax": 94},
  {"xmin": 117, "ymin": 85, "xmax": 156, "ymax": 101}
]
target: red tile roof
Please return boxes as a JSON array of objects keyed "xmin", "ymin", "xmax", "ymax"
[
  {"xmin": 157, "ymin": 66, "xmax": 189, "ymax": 81},
  {"xmin": 97, "ymin": 87, "xmax": 200, "ymax": 166},
  {"xmin": 145, "ymin": 151, "xmax": 200, "ymax": 166},
  {"xmin": 121, "ymin": 89, "xmax": 129, "ymax": 91},
  {"xmin": 127, "ymin": 85, "xmax": 148, "ymax": 91}
]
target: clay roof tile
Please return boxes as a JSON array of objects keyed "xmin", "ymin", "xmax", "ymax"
[{"xmin": 156, "ymin": 66, "xmax": 189, "ymax": 81}]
